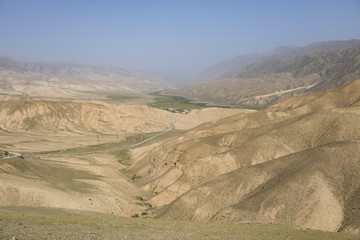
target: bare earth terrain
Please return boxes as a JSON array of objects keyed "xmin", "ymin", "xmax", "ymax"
[
  {"xmin": 0, "ymin": 57, "xmax": 360, "ymax": 238},
  {"xmin": 128, "ymin": 79, "xmax": 360, "ymax": 233},
  {"xmin": 0, "ymin": 100, "xmax": 246, "ymax": 217}
]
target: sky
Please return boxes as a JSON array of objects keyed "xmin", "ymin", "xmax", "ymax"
[{"xmin": 0, "ymin": 0, "xmax": 360, "ymax": 74}]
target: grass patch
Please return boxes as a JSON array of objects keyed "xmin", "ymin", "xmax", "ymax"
[
  {"xmin": 1, "ymin": 156, "xmax": 100, "ymax": 193},
  {"xmin": 134, "ymin": 196, "xmax": 152, "ymax": 208},
  {"xmin": 149, "ymin": 95, "xmax": 208, "ymax": 110},
  {"xmin": 135, "ymin": 197, "xmax": 154, "ymax": 216},
  {"xmin": 117, "ymin": 149, "xmax": 131, "ymax": 165},
  {"xmin": 135, "ymin": 196, "xmax": 145, "ymax": 201},
  {"xmin": 131, "ymin": 174, "xmax": 142, "ymax": 181},
  {"xmin": 34, "ymin": 161, "xmax": 100, "ymax": 193},
  {"xmin": 135, "ymin": 201, "xmax": 153, "ymax": 209},
  {"xmin": 149, "ymin": 94, "xmax": 267, "ymax": 111},
  {"xmin": 125, "ymin": 133, "xmax": 146, "ymax": 143},
  {"xmin": 0, "ymin": 206, "xmax": 358, "ymax": 240}
]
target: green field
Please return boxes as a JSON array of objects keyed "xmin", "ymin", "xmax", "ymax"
[
  {"xmin": 149, "ymin": 95, "xmax": 208, "ymax": 110},
  {"xmin": 148, "ymin": 95, "xmax": 267, "ymax": 111},
  {"xmin": 0, "ymin": 207, "xmax": 358, "ymax": 240}
]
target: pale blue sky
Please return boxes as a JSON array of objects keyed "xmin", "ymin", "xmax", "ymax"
[{"xmin": 0, "ymin": 0, "xmax": 359, "ymax": 74}]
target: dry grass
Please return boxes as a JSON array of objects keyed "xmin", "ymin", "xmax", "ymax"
[{"xmin": 0, "ymin": 206, "xmax": 359, "ymax": 240}]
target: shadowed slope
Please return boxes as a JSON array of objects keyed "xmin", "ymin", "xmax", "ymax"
[
  {"xmin": 159, "ymin": 140, "xmax": 360, "ymax": 232},
  {"xmin": 128, "ymin": 79, "xmax": 360, "ymax": 233}
]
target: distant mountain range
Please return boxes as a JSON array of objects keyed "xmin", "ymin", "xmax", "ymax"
[
  {"xmin": 0, "ymin": 57, "xmax": 166, "ymax": 85},
  {"xmin": 151, "ymin": 46, "xmax": 299, "ymax": 85},
  {"xmin": 172, "ymin": 39, "xmax": 360, "ymax": 106},
  {"xmin": 195, "ymin": 48, "xmax": 291, "ymax": 82},
  {"xmin": 0, "ymin": 57, "xmax": 167, "ymax": 99}
]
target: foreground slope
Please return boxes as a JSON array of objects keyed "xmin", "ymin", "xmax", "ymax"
[
  {"xmin": 128, "ymin": 79, "xmax": 360, "ymax": 233},
  {"xmin": 1, "ymin": 207, "xmax": 358, "ymax": 240}
]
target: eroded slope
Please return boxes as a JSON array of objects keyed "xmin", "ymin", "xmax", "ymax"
[{"xmin": 128, "ymin": 79, "xmax": 360, "ymax": 233}]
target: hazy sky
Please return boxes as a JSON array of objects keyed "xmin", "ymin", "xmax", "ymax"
[{"xmin": 0, "ymin": 0, "xmax": 360, "ymax": 74}]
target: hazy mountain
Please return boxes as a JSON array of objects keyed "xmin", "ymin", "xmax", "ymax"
[
  {"xmin": 172, "ymin": 40, "xmax": 360, "ymax": 106},
  {"xmin": 149, "ymin": 71, "xmax": 193, "ymax": 87},
  {"xmin": 160, "ymin": 46, "xmax": 299, "ymax": 86},
  {"xmin": 194, "ymin": 45, "xmax": 304, "ymax": 83},
  {"xmin": 0, "ymin": 57, "xmax": 168, "ymax": 97},
  {"xmin": 194, "ymin": 52, "xmax": 275, "ymax": 82},
  {"xmin": 127, "ymin": 79, "xmax": 360, "ymax": 233}
]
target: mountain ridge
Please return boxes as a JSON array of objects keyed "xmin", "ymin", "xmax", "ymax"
[
  {"xmin": 172, "ymin": 39, "xmax": 360, "ymax": 107},
  {"xmin": 127, "ymin": 79, "xmax": 360, "ymax": 233},
  {"xmin": 0, "ymin": 57, "xmax": 169, "ymax": 99},
  {"xmin": 0, "ymin": 56, "xmax": 165, "ymax": 85}
]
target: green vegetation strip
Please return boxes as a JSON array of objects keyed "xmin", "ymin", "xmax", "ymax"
[
  {"xmin": 149, "ymin": 95, "xmax": 266, "ymax": 111},
  {"xmin": 149, "ymin": 95, "xmax": 208, "ymax": 109},
  {"xmin": 106, "ymin": 94, "xmax": 140, "ymax": 100},
  {"xmin": 0, "ymin": 207, "xmax": 358, "ymax": 240}
]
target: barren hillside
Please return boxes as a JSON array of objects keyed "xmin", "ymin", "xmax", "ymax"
[
  {"xmin": 1, "ymin": 78, "xmax": 359, "ymax": 234},
  {"xmin": 0, "ymin": 101, "xmax": 171, "ymax": 134},
  {"xmin": 0, "ymin": 57, "xmax": 170, "ymax": 101},
  {"xmin": 0, "ymin": 57, "xmax": 166, "ymax": 88},
  {"xmin": 0, "ymin": 99, "xmax": 247, "ymax": 220},
  {"xmin": 127, "ymin": 79, "xmax": 360, "ymax": 233},
  {"xmin": 173, "ymin": 40, "xmax": 360, "ymax": 107},
  {"xmin": 0, "ymin": 100, "xmax": 245, "ymax": 152}
]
